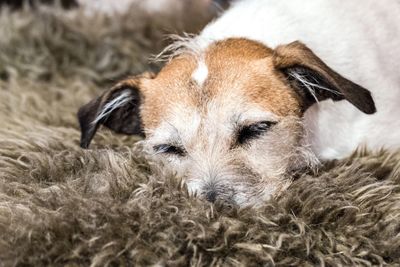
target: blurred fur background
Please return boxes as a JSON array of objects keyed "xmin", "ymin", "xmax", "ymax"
[{"xmin": 0, "ymin": 1, "xmax": 400, "ymax": 266}]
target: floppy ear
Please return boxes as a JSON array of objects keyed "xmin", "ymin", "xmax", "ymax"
[
  {"xmin": 77, "ymin": 73, "xmax": 153, "ymax": 148},
  {"xmin": 273, "ymin": 41, "xmax": 376, "ymax": 114}
]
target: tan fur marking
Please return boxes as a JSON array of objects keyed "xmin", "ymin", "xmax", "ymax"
[
  {"xmin": 140, "ymin": 56, "xmax": 198, "ymax": 130},
  {"xmin": 140, "ymin": 38, "xmax": 303, "ymax": 132},
  {"xmin": 203, "ymin": 39, "xmax": 302, "ymax": 116}
]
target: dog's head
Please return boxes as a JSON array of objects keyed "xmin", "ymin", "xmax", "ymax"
[{"xmin": 78, "ymin": 38, "xmax": 375, "ymax": 206}]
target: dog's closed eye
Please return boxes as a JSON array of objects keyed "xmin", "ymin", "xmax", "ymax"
[
  {"xmin": 153, "ymin": 144, "xmax": 186, "ymax": 156},
  {"xmin": 237, "ymin": 121, "xmax": 277, "ymax": 145}
]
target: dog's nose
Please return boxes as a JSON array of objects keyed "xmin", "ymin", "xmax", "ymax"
[{"xmin": 205, "ymin": 190, "xmax": 218, "ymax": 203}]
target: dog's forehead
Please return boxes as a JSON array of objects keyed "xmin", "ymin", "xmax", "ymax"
[{"xmin": 141, "ymin": 38, "xmax": 301, "ymax": 131}]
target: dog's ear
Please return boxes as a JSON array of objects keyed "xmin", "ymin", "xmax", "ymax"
[
  {"xmin": 77, "ymin": 73, "xmax": 154, "ymax": 148},
  {"xmin": 274, "ymin": 41, "xmax": 376, "ymax": 114}
]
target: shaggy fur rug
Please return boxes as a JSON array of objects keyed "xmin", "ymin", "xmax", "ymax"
[{"xmin": 1, "ymin": 4, "xmax": 400, "ymax": 267}]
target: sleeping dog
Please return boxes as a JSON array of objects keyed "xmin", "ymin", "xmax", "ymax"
[{"xmin": 78, "ymin": 0, "xmax": 400, "ymax": 207}]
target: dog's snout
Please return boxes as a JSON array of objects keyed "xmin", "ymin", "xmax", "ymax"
[{"xmin": 205, "ymin": 190, "xmax": 218, "ymax": 203}]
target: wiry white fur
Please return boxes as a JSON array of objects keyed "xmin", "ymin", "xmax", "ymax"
[
  {"xmin": 287, "ymin": 70, "xmax": 343, "ymax": 103},
  {"xmin": 170, "ymin": 0, "xmax": 400, "ymax": 160},
  {"xmin": 92, "ymin": 91, "xmax": 132, "ymax": 125},
  {"xmin": 153, "ymin": 34, "xmax": 205, "ymax": 62}
]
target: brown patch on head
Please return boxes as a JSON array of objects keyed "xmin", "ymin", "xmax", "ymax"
[
  {"xmin": 140, "ymin": 56, "xmax": 198, "ymax": 129},
  {"xmin": 140, "ymin": 38, "xmax": 303, "ymax": 133}
]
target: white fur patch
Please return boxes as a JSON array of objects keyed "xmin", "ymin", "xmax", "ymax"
[
  {"xmin": 153, "ymin": 34, "xmax": 201, "ymax": 62},
  {"xmin": 192, "ymin": 61, "xmax": 208, "ymax": 87}
]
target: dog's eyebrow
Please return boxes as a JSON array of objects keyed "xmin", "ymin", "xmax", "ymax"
[
  {"xmin": 146, "ymin": 120, "xmax": 184, "ymax": 146},
  {"xmin": 231, "ymin": 109, "xmax": 279, "ymax": 126}
]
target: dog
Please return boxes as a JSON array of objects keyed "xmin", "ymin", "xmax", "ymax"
[{"xmin": 78, "ymin": 0, "xmax": 400, "ymax": 207}]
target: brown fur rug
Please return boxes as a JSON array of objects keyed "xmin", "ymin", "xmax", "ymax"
[{"xmin": 1, "ymin": 5, "xmax": 400, "ymax": 267}]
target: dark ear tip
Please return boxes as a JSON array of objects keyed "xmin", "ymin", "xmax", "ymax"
[
  {"xmin": 77, "ymin": 100, "xmax": 99, "ymax": 149},
  {"xmin": 363, "ymin": 104, "xmax": 377, "ymax": 114},
  {"xmin": 365, "ymin": 97, "xmax": 377, "ymax": 114},
  {"xmin": 359, "ymin": 90, "xmax": 377, "ymax": 115},
  {"xmin": 78, "ymin": 126, "xmax": 94, "ymax": 149},
  {"xmin": 80, "ymin": 139, "xmax": 90, "ymax": 149}
]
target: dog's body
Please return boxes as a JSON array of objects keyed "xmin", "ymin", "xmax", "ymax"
[{"xmin": 78, "ymin": 0, "xmax": 400, "ymax": 206}]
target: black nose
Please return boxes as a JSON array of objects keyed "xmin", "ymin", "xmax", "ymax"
[{"xmin": 205, "ymin": 190, "xmax": 218, "ymax": 203}]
